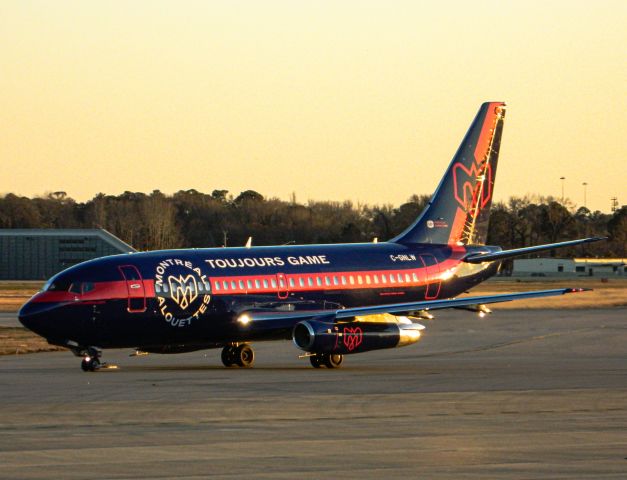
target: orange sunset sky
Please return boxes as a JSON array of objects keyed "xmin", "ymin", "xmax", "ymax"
[{"xmin": 1, "ymin": 0, "xmax": 625, "ymax": 212}]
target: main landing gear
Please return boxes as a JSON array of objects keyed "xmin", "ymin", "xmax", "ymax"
[
  {"xmin": 309, "ymin": 353, "xmax": 343, "ymax": 369},
  {"xmin": 221, "ymin": 343, "xmax": 255, "ymax": 368}
]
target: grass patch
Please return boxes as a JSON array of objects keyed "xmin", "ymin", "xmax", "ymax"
[
  {"xmin": 465, "ymin": 278, "xmax": 627, "ymax": 309},
  {"xmin": 0, "ymin": 327, "xmax": 66, "ymax": 355}
]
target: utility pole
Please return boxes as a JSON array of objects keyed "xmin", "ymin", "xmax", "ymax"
[
  {"xmin": 611, "ymin": 197, "xmax": 618, "ymax": 212},
  {"xmin": 582, "ymin": 182, "xmax": 588, "ymax": 208}
]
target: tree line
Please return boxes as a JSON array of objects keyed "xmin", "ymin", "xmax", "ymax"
[{"xmin": 0, "ymin": 190, "xmax": 625, "ymax": 259}]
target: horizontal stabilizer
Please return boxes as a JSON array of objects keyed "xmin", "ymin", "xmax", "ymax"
[{"xmin": 463, "ymin": 237, "xmax": 606, "ymax": 264}]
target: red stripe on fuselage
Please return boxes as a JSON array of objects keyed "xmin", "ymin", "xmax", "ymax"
[{"xmin": 30, "ymin": 253, "xmax": 468, "ymax": 304}]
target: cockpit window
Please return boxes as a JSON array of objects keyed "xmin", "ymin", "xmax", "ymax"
[
  {"xmin": 69, "ymin": 283, "xmax": 82, "ymax": 294},
  {"xmin": 83, "ymin": 282, "xmax": 95, "ymax": 293},
  {"xmin": 47, "ymin": 280, "xmax": 72, "ymax": 292}
]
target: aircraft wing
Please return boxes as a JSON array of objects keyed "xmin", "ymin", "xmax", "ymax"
[
  {"xmin": 239, "ymin": 288, "xmax": 590, "ymax": 329},
  {"xmin": 463, "ymin": 237, "xmax": 606, "ymax": 264}
]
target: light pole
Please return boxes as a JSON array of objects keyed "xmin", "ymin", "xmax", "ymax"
[
  {"xmin": 560, "ymin": 176, "xmax": 566, "ymax": 203},
  {"xmin": 582, "ymin": 182, "xmax": 588, "ymax": 209}
]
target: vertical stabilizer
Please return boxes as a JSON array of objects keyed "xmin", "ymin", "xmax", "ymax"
[{"xmin": 391, "ymin": 102, "xmax": 506, "ymax": 246}]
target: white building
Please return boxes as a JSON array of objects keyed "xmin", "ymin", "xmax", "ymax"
[{"xmin": 512, "ymin": 258, "xmax": 627, "ymax": 277}]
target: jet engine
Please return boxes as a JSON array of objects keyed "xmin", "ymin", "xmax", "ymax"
[{"xmin": 292, "ymin": 318, "xmax": 423, "ymax": 355}]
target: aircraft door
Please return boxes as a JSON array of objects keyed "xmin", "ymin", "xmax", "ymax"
[
  {"xmin": 119, "ymin": 265, "xmax": 147, "ymax": 313},
  {"xmin": 420, "ymin": 254, "xmax": 441, "ymax": 300},
  {"xmin": 276, "ymin": 273, "xmax": 289, "ymax": 299}
]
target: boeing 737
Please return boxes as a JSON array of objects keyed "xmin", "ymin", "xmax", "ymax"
[{"xmin": 18, "ymin": 102, "xmax": 603, "ymax": 371}]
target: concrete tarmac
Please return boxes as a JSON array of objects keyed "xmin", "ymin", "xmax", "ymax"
[{"xmin": 1, "ymin": 308, "xmax": 626, "ymax": 479}]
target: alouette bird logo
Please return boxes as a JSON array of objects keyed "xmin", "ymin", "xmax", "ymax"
[
  {"xmin": 154, "ymin": 258, "xmax": 211, "ymax": 328},
  {"xmin": 168, "ymin": 275, "xmax": 198, "ymax": 310},
  {"xmin": 343, "ymin": 326, "xmax": 363, "ymax": 352},
  {"xmin": 452, "ymin": 161, "xmax": 492, "ymax": 212}
]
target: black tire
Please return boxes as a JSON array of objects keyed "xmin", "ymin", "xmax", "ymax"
[
  {"xmin": 324, "ymin": 354, "xmax": 343, "ymax": 369},
  {"xmin": 81, "ymin": 357, "xmax": 99, "ymax": 372},
  {"xmin": 81, "ymin": 358, "xmax": 91, "ymax": 372},
  {"xmin": 236, "ymin": 344, "xmax": 255, "ymax": 368},
  {"xmin": 221, "ymin": 346, "xmax": 236, "ymax": 367},
  {"xmin": 309, "ymin": 355, "xmax": 323, "ymax": 368}
]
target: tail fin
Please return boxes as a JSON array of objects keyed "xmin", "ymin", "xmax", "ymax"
[{"xmin": 391, "ymin": 102, "xmax": 506, "ymax": 246}]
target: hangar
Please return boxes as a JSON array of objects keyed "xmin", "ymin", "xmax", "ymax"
[
  {"xmin": 0, "ymin": 229, "xmax": 135, "ymax": 280},
  {"xmin": 512, "ymin": 257, "xmax": 627, "ymax": 277}
]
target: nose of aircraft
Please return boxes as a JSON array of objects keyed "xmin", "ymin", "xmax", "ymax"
[
  {"xmin": 18, "ymin": 299, "xmax": 53, "ymax": 338},
  {"xmin": 18, "ymin": 300, "xmax": 38, "ymax": 330}
]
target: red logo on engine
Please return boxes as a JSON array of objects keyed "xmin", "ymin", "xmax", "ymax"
[{"xmin": 343, "ymin": 326, "xmax": 363, "ymax": 352}]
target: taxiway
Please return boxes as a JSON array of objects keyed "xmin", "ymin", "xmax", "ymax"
[{"xmin": 1, "ymin": 308, "xmax": 626, "ymax": 479}]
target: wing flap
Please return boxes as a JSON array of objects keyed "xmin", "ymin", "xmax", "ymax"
[{"xmin": 239, "ymin": 288, "xmax": 591, "ymax": 329}]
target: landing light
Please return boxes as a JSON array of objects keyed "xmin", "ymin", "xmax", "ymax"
[{"xmin": 238, "ymin": 313, "xmax": 252, "ymax": 326}]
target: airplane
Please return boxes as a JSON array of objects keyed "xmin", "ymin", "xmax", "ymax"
[{"xmin": 18, "ymin": 102, "xmax": 604, "ymax": 371}]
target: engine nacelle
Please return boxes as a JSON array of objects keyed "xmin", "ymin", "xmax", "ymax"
[{"xmin": 292, "ymin": 319, "xmax": 423, "ymax": 355}]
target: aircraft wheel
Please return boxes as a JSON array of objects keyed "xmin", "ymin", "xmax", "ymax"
[
  {"xmin": 309, "ymin": 354, "xmax": 323, "ymax": 368},
  {"xmin": 323, "ymin": 353, "xmax": 343, "ymax": 369},
  {"xmin": 235, "ymin": 344, "xmax": 254, "ymax": 368},
  {"xmin": 221, "ymin": 346, "xmax": 237, "ymax": 367},
  {"xmin": 81, "ymin": 356, "xmax": 100, "ymax": 372}
]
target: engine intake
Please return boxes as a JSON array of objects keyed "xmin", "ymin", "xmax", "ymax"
[{"xmin": 292, "ymin": 319, "xmax": 423, "ymax": 355}]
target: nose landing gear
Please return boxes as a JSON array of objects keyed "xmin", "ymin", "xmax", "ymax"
[
  {"xmin": 72, "ymin": 346, "xmax": 117, "ymax": 372},
  {"xmin": 221, "ymin": 343, "xmax": 255, "ymax": 368}
]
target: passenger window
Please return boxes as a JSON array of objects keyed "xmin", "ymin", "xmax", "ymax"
[
  {"xmin": 223, "ymin": 281, "xmax": 229, "ymax": 290},
  {"xmin": 247, "ymin": 280, "xmax": 252, "ymax": 289},
  {"xmin": 366, "ymin": 275, "xmax": 371, "ymax": 284},
  {"xmin": 412, "ymin": 273, "xmax": 418, "ymax": 282},
  {"xmin": 349, "ymin": 276, "xmax": 355, "ymax": 285},
  {"xmin": 390, "ymin": 275, "xmax": 396, "ymax": 284},
  {"xmin": 271, "ymin": 279, "xmax": 277, "ymax": 288},
  {"xmin": 263, "ymin": 279, "xmax": 269, "ymax": 288},
  {"xmin": 325, "ymin": 277, "xmax": 331, "ymax": 286},
  {"xmin": 231, "ymin": 281, "xmax": 237, "ymax": 289},
  {"xmin": 333, "ymin": 276, "xmax": 339, "ymax": 286},
  {"xmin": 299, "ymin": 278, "xmax": 304, "ymax": 287},
  {"xmin": 308, "ymin": 278, "xmax": 314, "ymax": 287},
  {"xmin": 381, "ymin": 274, "xmax": 387, "ymax": 283},
  {"xmin": 316, "ymin": 277, "xmax": 322, "ymax": 286},
  {"xmin": 398, "ymin": 273, "xmax": 404, "ymax": 282},
  {"xmin": 239, "ymin": 280, "xmax": 245, "ymax": 289},
  {"xmin": 341, "ymin": 276, "xmax": 347, "ymax": 285},
  {"xmin": 289, "ymin": 278, "xmax": 295, "ymax": 287},
  {"xmin": 255, "ymin": 279, "xmax": 260, "ymax": 288},
  {"xmin": 214, "ymin": 282, "xmax": 221, "ymax": 291},
  {"xmin": 405, "ymin": 273, "xmax": 411, "ymax": 282},
  {"xmin": 373, "ymin": 275, "xmax": 379, "ymax": 284},
  {"xmin": 357, "ymin": 275, "xmax": 363, "ymax": 285}
]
